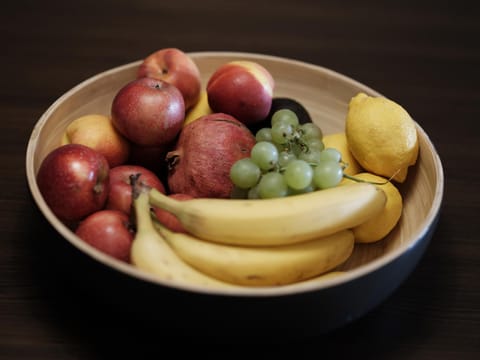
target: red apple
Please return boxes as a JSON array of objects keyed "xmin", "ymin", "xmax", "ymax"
[
  {"xmin": 61, "ymin": 114, "xmax": 130, "ymax": 167},
  {"xmin": 106, "ymin": 165, "xmax": 166, "ymax": 215},
  {"xmin": 153, "ymin": 193, "xmax": 193, "ymax": 233},
  {"xmin": 36, "ymin": 144, "xmax": 110, "ymax": 223},
  {"xmin": 127, "ymin": 142, "xmax": 171, "ymax": 176},
  {"xmin": 111, "ymin": 77, "xmax": 185, "ymax": 147},
  {"xmin": 206, "ymin": 61, "xmax": 274, "ymax": 125},
  {"xmin": 75, "ymin": 210, "xmax": 134, "ymax": 262},
  {"xmin": 137, "ymin": 48, "xmax": 201, "ymax": 110}
]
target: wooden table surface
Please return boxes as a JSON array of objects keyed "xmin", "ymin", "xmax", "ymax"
[{"xmin": 2, "ymin": 0, "xmax": 479, "ymax": 358}]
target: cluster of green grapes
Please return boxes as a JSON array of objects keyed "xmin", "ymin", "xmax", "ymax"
[{"xmin": 230, "ymin": 109, "xmax": 345, "ymax": 199}]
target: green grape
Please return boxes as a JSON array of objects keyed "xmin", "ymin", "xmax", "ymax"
[
  {"xmin": 255, "ymin": 128, "xmax": 273, "ymax": 143},
  {"xmin": 271, "ymin": 122, "xmax": 294, "ymax": 145},
  {"xmin": 305, "ymin": 137, "xmax": 325, "ymax": 152},
  {"xmin": 288, "ymin": 184, "xmax": 316, "ymax": 196},
  {"xmin": 271, "ymin": 109, "xmax": 300, "ymax": 128},
  {"xmin": 299, "ymin": 123, "xmax": 323, "ymax": 141},
  {"xmin": 258, "ymin": 172, "xmax": 288, "ymax": 198},
  {"xmin": 278, "ymin": 151, "xmax": 297, "ymax": 168},
  {"xmin": 319, "ymin": 148, "xmax": 342, "ymax": 163},
  {"xmin": 313, "ymin": 160, "xmax": 344, "ymax": 189},
  {"xmin": 229, "ymin": 158, "xmax": 261, "ymax": 189},
  {"xmin": 298, "ymin": 148, "xmax": 322, "ymax": 165},
  {"xmin": 283, "ymin": 159, "xmax": 313, "ymax": 190},
  {"xmin": 251, "ymin": 141, "xmax": 279, "ymax": 171}
]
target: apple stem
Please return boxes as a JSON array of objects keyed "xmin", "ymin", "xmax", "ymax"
[{"xmin": 93, "ymin": 183, "xmax": 104, "ymax": 194}]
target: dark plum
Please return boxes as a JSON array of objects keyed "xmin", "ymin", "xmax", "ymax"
[{"xmin": 248, "ymin": 97, "xmax": 312, "ymax": 134}]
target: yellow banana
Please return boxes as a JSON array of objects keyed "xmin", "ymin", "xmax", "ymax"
[
  {"xmin": 130, "ymin": 186, "xmax": 235, "ymax": 290},
  {"xmin": 183, "ymin": 90, "xmax": 212, "ymax": 126},
  {"xmin": 153, "ymin": 222, "xmax": 354, "ymax": 286},
  {"xmin": 148, "ymin": 182, "xmax": 386, "ymax": 246}
]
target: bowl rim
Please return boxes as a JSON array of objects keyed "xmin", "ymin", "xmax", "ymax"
[{"xmin": 25, "ymin": 51, "xmax": 445, "ymax": 297}]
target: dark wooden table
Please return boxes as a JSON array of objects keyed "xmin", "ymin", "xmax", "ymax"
[{"xmin": 2, "ymin": 0, "xmax": 479, "ymax": 358}]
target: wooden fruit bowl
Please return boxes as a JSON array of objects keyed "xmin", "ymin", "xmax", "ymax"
[{"xmin": 25, "ymin": 52, "xmax": 444, "ymax": 333}]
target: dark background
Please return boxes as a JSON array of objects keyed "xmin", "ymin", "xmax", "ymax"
[{"xmin": 1, "ymin": 0, "xmax": 479, "ymax": 358}]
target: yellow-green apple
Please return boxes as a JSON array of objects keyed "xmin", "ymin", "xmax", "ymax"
[
  {"xmin": 111, "ymin": 77, "xmax": 185, "ymax": 147},
  {"xmin": 75, "ymin": 209, "xmax": 134, "ymax": 262},
  {"xmin": 137, "ymin": 48, "xmax": 201, "ymax": 110},
  {"xmin": 153, "ymin": 193, "xmax": 193, "ymax": 233},
  {"xmin": 36, "ymin": 144, "xmax": 110, "ymax": 223},
  {"xmin": 166, "ymin": 113, "xmax": 256, "ymax": 198},
  {"xmin": 206, "ymin": 61, "xmax": 274, "ymax": 125},
  {"xmin": 106, "ymin": 165, "xmax": 166, "ymax": 215},
  {"xmin": 61, "ymin": 114, "xmax": 130, "ymax": 167}
]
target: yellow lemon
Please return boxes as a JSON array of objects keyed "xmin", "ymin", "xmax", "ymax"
[
  {"xmin": 345, "ymin": 93, "xmax": 419, "ymax": 182},
  {"xmin": 322, "ymin": 132, "xmax": 363, "ymax": 176},
  {"xmin": 343, "ymin": 172, "xmax": 403, "ymax": 243},
  {"xmin": 183, "ymin": 90, "xmax": 212, "ymax": 126}
]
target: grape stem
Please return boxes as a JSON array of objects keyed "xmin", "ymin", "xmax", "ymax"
[
  {"xmin": 277, "ymin": 129, "xmax": 310, "ymax": 154},
  {"xmin": 342, "ymin": 168, "xmax": 400, "ymax": 185}
]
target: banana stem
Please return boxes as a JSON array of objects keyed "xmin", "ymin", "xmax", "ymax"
[
  {"xmin": 133, "ymin": 189, "xmax": 158, "ymax": 236},
  {"xmin": 129, "ymin": 172, "xmax": 183, "ymax": 219},
  {"xmin": 148, "ymin": 188, "xmax": 183, "ymax": 214}
]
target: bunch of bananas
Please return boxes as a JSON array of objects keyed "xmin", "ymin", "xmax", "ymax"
[{"xmin": 129, "ymin": 180, "xmax": 386, "ymax": 289}]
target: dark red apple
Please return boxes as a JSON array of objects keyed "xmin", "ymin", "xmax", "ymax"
[
  {"xmin": 137, "ymin": 48, "xmax": 201, "ymax": 110},
  {"xmin": 111, "ymin": 77, "xmax": 185, "ymax": 147},
  {"xmin": 153, "ymin": 193, "xmax": 193, "ymax": 233},
  {"xmin": 36, "ymin": 144, "xmax": 110, "ymax": 223},
  {"xmin": 166, "ymin": 113, "xmax": 256, "ymax": 198},
  {"xmin": 106, "ymin": 165, "xmax": 166, "ymax": 215},
  {"xmin": 207, "ymin": 61, "xmax": 274, "ymax": 125},
  {"xmin": 127, "ymin": 142, "xmax": 171, "ymax": 177},
  {"xmin": 75, "ymin": 210, "xmax": 134, "ymax": 262}
]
